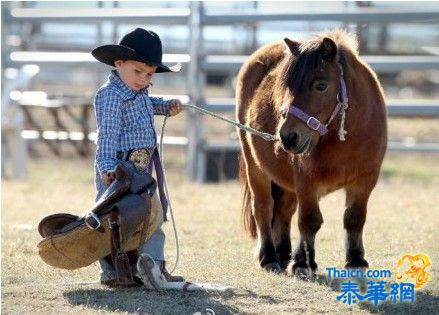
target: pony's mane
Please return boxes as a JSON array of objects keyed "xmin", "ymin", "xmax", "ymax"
[{"xmin": 276, "ymin": 29, "xmax": 358, "ymax": 99}]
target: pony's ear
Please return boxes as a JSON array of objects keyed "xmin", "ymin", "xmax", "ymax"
[
  {"xmin": 319, "ymin": 37, "xmax": 337, "ymax": 61},
  {"xmin": 283, "ymin": 38, "xmax": 300, "ymax": 56}
]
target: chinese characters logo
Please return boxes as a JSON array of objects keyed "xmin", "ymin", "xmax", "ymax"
[{"xmin": 336, "ymin": 280, "xmax": 415, "ymax": 306}]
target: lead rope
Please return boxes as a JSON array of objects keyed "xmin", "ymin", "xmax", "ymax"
[
  {"xmin": 338, "ymin": 105, "xmax": 348, "ymax": 141},
  {"xmin": 159, "ymin": 104, "xmax": 278, "ymax": 274},
  {"xmin": 182, "ymin": 104, "xmax": 278, "ymax": 142},
  {"xmin": 337, "ymin": 64, "xmax": 348, "ymax": 141}
]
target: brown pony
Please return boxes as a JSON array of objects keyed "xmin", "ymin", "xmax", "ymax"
[{"xmin": 236, "ymin": 30, "xmax": 387, "ymax": 276}]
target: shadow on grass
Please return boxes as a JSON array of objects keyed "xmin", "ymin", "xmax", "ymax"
[
  {"xmin": 308, "ymin": 274, "xmax": 439, "ymax": 314},
  {"xmin": 63, "ymin": 287, "xmax": 249, "ymax": 315},
  {"xmin": 358, "ymin": 290, "xmax": 439, "ymax": 315}
]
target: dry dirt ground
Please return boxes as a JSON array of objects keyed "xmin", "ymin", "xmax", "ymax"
[{"xmin": 2, "ymin": 151, "xmax": 439, "ymax": 314}]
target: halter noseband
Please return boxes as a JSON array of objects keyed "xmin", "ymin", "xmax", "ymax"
[{"xmin": 281, "ymin": 65, "xmax": 349, "ymax": 141}]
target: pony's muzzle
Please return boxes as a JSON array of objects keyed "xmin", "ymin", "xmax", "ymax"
[
  {"xmin": 279, "ymin": 130, "xmax": 311, "ymax": 154},
  {"xmin": 280, "ymin": 130, "xmax": 299, "ymax": 150}
]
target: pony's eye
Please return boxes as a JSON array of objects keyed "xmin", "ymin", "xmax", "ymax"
[{"xmin": 314, "ymin": 81, "xmax": 328, "ymax": 92}]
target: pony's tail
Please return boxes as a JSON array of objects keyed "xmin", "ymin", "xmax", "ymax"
[{"xmin": 239, "ymin": 153, "xmax": 257, "ymax": 239}]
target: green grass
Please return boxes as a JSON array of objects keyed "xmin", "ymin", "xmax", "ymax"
[{"xmin": 2, "ymin": 154, "xmax": 438, "ymax": 314}]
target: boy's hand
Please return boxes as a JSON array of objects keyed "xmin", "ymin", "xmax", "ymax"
[
  {"xmin": 101, "ymin": 171, "xmax": 116, "ymax": 184},
  {"xmin": 168, "ymin": 99, "xmax": 184, "ymax": 116}
]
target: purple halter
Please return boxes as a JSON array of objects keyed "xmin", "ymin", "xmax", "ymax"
[{"xmin": 281, "ymin": 67, "xmax": 348, "ymax": 137}]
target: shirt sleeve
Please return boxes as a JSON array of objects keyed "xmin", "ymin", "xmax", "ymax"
[
  {"xmin": 150, "ymin": 96, "xmax": 172, "ymax": 115},
  {"xmin": 94, "ymin": 89, "xmax": 122, "ymax": 174}
]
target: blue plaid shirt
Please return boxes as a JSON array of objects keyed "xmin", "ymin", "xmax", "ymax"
[{"xmin": 94, "ymin": 70, "xmax": 171, "ymax": 173}]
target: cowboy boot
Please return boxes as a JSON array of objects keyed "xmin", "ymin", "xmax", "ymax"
[
  {"xmin": 136, "ymin": 255, "xmax": 185, "ymax": 290},
  {"xmin": 159, "ymin": 261, "xmax": 185, "ymax": 282}
]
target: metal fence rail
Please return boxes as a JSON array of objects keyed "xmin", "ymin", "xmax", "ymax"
[
  {"xmin": 5, "ymin": 7, "xmax": 190, "ymax": 24},
  {"xmin": 9, "ymin": 7, "xmax": 438, "ymax": 25},
  {"xmin": 201, "ymin": 9, "xmax": 439, "ymax": 24},
  {"xmin": 202, "ymin": 55, "xmax": 439, "ymax": 73},
  {"xmin": 6, "ymin": 51, "xmax": 191, "ymax": 71}
]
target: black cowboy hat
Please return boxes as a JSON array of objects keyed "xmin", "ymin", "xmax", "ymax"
[{"xmin": 91, "ymin": 28, "xmax": 181, "ymax": 73}]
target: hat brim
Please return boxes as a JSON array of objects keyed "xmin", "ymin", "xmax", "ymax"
[{"xmin": 91, "ymin": 44, "xmax": 181, "ymax": 73}]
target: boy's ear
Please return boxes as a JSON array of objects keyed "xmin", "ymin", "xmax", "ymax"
[{"xmin": 114, "ymin": 60, "xmax": 124, "ymax": 68}]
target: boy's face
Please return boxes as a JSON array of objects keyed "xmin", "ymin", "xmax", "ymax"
[{"xmin": 114, "ymin": 60, "xmax": 157, "ymax": 91}]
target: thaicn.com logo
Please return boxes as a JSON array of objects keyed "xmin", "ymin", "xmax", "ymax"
[{"xmin": 328, "ymin": 253, "xmax": 431, "ymax": 306}]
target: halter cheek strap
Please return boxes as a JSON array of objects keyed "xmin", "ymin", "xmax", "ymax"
[{"xmin": 281, "ymin": 67, "xmax": 349, "ymax": 140}]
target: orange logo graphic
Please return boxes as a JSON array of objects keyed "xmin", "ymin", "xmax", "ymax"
[{"xmin": 396, "ymin": 254, "xmax": 431, "ymax": 288}]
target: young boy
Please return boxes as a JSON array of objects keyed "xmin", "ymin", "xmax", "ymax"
[{"xmin": 91, "ymin": 28, "xmax": 184, "ymax": 287}]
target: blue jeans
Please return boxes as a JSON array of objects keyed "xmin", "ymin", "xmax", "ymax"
[{"xmin": 95, "ymin": 159, "xmax": 165, "ymax": 281}]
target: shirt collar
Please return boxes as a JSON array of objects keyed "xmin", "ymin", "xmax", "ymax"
[{"xmin": 108, "ymin": 70, "xmax": 148, "ymax": 99}]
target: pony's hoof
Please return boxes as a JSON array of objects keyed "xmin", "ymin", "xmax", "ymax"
[
  {"xmin": 262, "ymin": 262, "xmax": 283, "ymax": 273},
  {"xmin": 293, "ymin": 267, "xmax": 316, "ymax": 279},
  {"xmin": 280, "ymin": 259, "xmax": 290, "ymax": 270},
  {"xmin": 345, "ymin": 257, "xmax": 369, "ymax": 269},
  {"xmin": 287, "ymin": 261, "xmax": 317, "ymax": 279}
]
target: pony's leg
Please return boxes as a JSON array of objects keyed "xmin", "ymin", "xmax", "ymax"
[
  {"xmin": 289, "ymin": 187, "xmax": 322, "ymax": 277},
  {"xmin": 246, "ymin": 166, "xmax": 281, "ymax": 272},
  {"xmin": 272, "ymin": 185, "xmax": 297, "ymax": 269},
  {"xmin": 344, "ymin": 178, "xmax": 377, "ymax": 268}
]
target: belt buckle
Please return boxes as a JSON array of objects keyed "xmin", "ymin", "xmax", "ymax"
[
  {"xmin": 129, "ymin": 148, "xmax": 151, "ymax": 171},
  {"xmin": 306, "ymin": 116, "xmax": 322, "ymax": 131},
  {"xmin": 85, "ymin": 212, "xmax": 101, "ymax": 230}
]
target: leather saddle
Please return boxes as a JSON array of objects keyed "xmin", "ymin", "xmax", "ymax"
[{"xmin": 37, "ymin": 163, "xmax": 161, "ymax": 286}]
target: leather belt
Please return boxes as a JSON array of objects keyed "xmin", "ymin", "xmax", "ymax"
[{"xmin": 117, "ymin": 147, "xmax": 169, "ymax": 221}]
